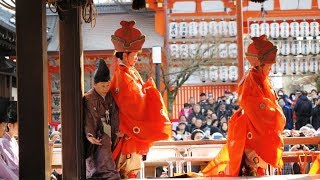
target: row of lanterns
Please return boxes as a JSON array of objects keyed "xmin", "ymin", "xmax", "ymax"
[
  {"xmin": 169, "ymin": 18, "xmax": 237, "ymax": 39},
  {"xmin": 249, "ymin": 19, "xmax": 320, "ymax": 38},
  {"xmin": 255, "ymin": 56, "xmax": 320, "ymax": 75},
  {"xmin": 199, "ymin": 65, "xmax": 238, "ymax": 83},
  {"xmin": 270, "ymin": 39, "xmax": 320, "ymax": 56},
  {"xmin": 169, "ymin": 42, "xmax": 238, "ymax": 59}
]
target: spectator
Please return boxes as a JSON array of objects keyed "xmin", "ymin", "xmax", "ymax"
[
  {"xmin": 310, "ymin": 89, "xmax": 318, "ymax": 99},
  {"xmin": 50, "ymin": 131, "xmax": 62, "ymax": 144},
  {"xmin": 205, "ymin": 108, "xmax": 214, "ymax": 118},
  {"xmin": 294, "ymin": 91, "xmax": 313, "ymax": 130},
  {"xmin": 312, "ymin": 98, "xmax": 320, "ymax": 130},
  {"xmin": 188, "ymin": 97, "xmax": 196, "ymax": 107},
  {"xmin": 205, "ymin": 97, "xmax": 217, "ymax": 112},
  {"xmin": 191, "ymin": 129, "xmax": 205, "ymax": 141},
  {"xmin": 179, "ymin": 115, "xmax": 188, "ymax": 124},
  {"xmin": 211, "ymin": 113, "xmax": 218, "ymax": 121},
  {"xmin": 220, "ymin": 122, "xmax": 228, "ymax": 138},
  {"xmin": 216, "ymin": 103, "xmax": 232, "ymax": 120},
  {"xmin": 191, "ymin": 118, "xmax": 203, "ymax": 132},
  {"xmin": 229, "ymin": 99, "xmax": 240, "ymax": 113},
  {"xmin": 277, "ymin": 89, "xmax": 290, "ymax": 105},
  {"xmin": 179, "ymin": 103, "xmax": 192, "ymax": 119},
  {"xmin": 176, "ymin": 122, "xmax": 191, "ymax": 141},
  {"xmin": 198, "ymin": 93, "xmax": 208, "ymax": 115},
  {"xmin": 224, "ymin": 90, "xmax": 234, "ymax": 105},
  {"xmin": 279, "ymin": 98, "xmax": 293, "ymax": 130},
  {"xmin": 205, "ymin": 116, "xmax": 213, "ymax": 127},
  {"xmin": 211, "ymin": 119, "xmax": 219, "ymax": 128},
  {"xmin": 188, "ymin": 104, "xmax": 205, "ymax": 122},
  {"xmin": 171, "ymin": 130, "xmax": 178, "ymax": 141}
]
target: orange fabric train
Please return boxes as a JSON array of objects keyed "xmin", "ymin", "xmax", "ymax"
[
  {"xmin": 110, "ymin": 63, "xmax": 172, "ymax": 156},
  {"xmin": 309, "ymin": 154, "xmax": 320, "ymax": 174},
  {"xmin": 202, "ymin": 68, "xmax": 285, "ymax": 176}
]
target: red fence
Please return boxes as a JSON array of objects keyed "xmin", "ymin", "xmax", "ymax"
[{"xmin": 172, "ymin": 84, "xmax": 237, "ymax": 119}]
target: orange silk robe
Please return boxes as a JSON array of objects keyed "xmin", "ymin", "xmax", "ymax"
[
  {"xmin": 309, "ymin": 154, "xmax": 320, "ymax": 174},
  {"xmin": 110, "ymin": 63, "xmax": 171, "ymax": 156},
  {"xmin": 202, "ymin": 68, "xmax": 285, "ymax": 176}
]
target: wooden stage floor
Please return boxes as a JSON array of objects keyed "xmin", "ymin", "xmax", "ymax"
[{"xmin": 133, "ymin": 174, "xmax": 320, "ymax": 179}]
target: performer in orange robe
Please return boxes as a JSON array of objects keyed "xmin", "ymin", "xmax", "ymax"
[
  {"xmin": 202, "ymin": 35, "xmax": 285, "ymax": 176},
  {"xmin": 109, "ymin": 20, "xmax": 172, "ymax": 178}
]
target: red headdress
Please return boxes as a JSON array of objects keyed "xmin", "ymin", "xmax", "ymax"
[
  {"xmin": 111, "ymin": 21, "xmax": 145, "ymax": 52},
  {"xmin": 245, "ymin": 35, "xmax": 278, "ymax": 67}
]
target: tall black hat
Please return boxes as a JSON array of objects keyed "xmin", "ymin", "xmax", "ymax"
[
  {"xmin": 93, "ymin": 59, "xmax": 110, "ymax": 83},
  {"xmin": 6, "ymin": 101, "xmax": 17, "ymax": 123},
  {"xmin": 0, "ymin": 97, "xmax": 10, "ymax": 123}
]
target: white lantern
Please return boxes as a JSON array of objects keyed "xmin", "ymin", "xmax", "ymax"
[
  {"xmin": 301, "ymin": 40, "xmax": 310, "ymax": 55},
  {"xmin": 228, "ymin": 43, "xmax": 238, "ymax": 58},
  {"xmin": 199, "ymin": 19, "xmax": 208, "ymax": 37},
  {"xmin": 299, "ymin": 57, "xmax": 309, "ymax": 74},
  {"xmin": 209, "ymin": 19, "xmax": 218, "ymax": 37},
  {"xmin": 200, "ymin": 43, "xmax": 210, "ymax": 58},
  {"xmin": 218, "ymin": 19, "xmax": 228, "ymax": 37},
  {"xmin": 199, "ymin": 66, "xmax": 208, "ymax": 83},
  {"xmin": 228, "ymin": 19, "xmax": 237, "ymax": 37},
  {"xmin": 280, "ymin": 40, "xmax": 290, "ymax": 56},
  {"xmin": 291, "ymin": 40, "xmax": 301, "ymax": 55},
  {"xmin": 290, "ymin": 58, "xmax": 299, "ymax": 74},
  {"xmin": 280, "ymin": 20, "xmax": 289, "ymax": 38},
  {"xmin": 309, "ymin": 57, "xmax": 319, "ymax": 73},
  {"xmin": 179, "ymin": 43, "xmax": 189, "ymax": 59},
  {"xmin": 260, "ymin": 21, "xmax": 270, "ymax": 37},
  {"xmin": 209, "ymin": 66, "xmax": 219, "ymax": 82},
  {"xmin": 290, "ymin": 20, "xmax": 300, "ymax": 38},
  {"xmin": 310, "ymin": 20, "xmax": 319, "ymax": 37},
  {"xmin": 189, "ymin": 19, "xmax": 198, "ymax": 37},
  {"xmin": 169, "ymin": 20, "xmax": 179, "ymax": 39},
  {"xmin": 311, "ymin": 39, "xmax": 320, "ymax": 55},
  {"xmin": 189, "ymin": 43, "xmax": 199, "ymax": 58},
  {"xmin": 218, "ymin": 43, "xmax": 228, "ymax": 58},
  {"xmin": 279, "ymin": 57, "xmax": 290, "ymax": 75},
  {"xmin": 300, "ymin": 20, "xmax": 310, "ymax": 37},
  {"xmin": 228, "ymin": 65, "xmax": 238, "ymax": 82},
  {"xmin": 219, "ymin": 66, "xmax": 228, "ymax": 82},
  {"xmin": 250, "ymin": 21, "xmax": 260, "ymax": 37},
  {"xmin": 270, "ymin": 20, "xmax": 280, "ymax": 38},
  {"xmin": 273, "ymin": 40, "xmax": 281, "ymax": 55},
  {"xmin": 179, "ymin": 20, "xmax": 188, "ymax": 38},
  {"xmin": 169, "ymin": 43, "xmax": 180, "ymax": 59},
  {"xmin": 271, "ymin": 63, "xmax": 278, "ymax": 74}
]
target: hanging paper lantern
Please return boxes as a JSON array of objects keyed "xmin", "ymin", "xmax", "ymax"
[
  {"xmin": 228, "ymin": 65, "xmax": 238, "ymax": 82},
  {"xmin": 260, "ymin": 21, "xmax": 270, "ymax": 37},
  {"xmin": 179, "ymin": 20, "xmax": 188, "ymax": 38},
  {"xmin": 279, "ymin": 57, "xmax": 290, "ymax": 75},
  {"xmin": 272, "ymin": 40, "xmax": 281, "ymax": 55},
  {"xmin": 199, "ymin": 66, "xmax": 208, "ymax": 83},
  {"xmin": 309, "ymin": 57, "xmax": 319, "ymax": 73},
  {"xmin": 301, "ymin": 40, "xmax": 310, "ymax": 55},
  {"xmin": 209, "ymin": 19, "xmax": 218, "ymax": 37},
  {"xmin": 249, "ymin": 0, "xmax": 267, "ymax": 2},
  {"xmin": 280, "ymin": 20, "xmax": 290, "ymax": 38},
  {"xmin": 299, "ymin": 57, "xmax": 309, "ymax": 74},
  {"xmin": 290, "ymin": 20, "xmax": 300, "ymax": 38},
  {"xmin": 189, "ymin": 43, "xmax": 199, "ymax": 58},
  {"xmin": 300, "ymin": 20, "xmax": 310, "ymax": 37},
  {"xmin": 250, "ymin": 21, "xmax": 260, "ymax": 37},
  {"xmin": 179, "ymin": 43, "xmax": 189, "ymax": 59},
  {"xmin": 218, "ymin": 19, "xmax": 228, "ymax": 37},
  {"xmin": 200, "ymin": 43, "xmax": 210, "ymax": 58},
  {"xmin": 271, "ymin": 63, "xmax": 278, "ymax": 74},
  {"xmin": 310, "ymin": 20, "xmax": 320, "ymax": 37},
  {"xmin": 270, "ymin": 20, "xmax": 280, "ymax": 39},
  {"xmin": 169, "ymin": 20, "xmax": 178, "ymax": 39},
  {"xmin": 311, "ymin": 39, "xmax": 320, "ymax": 55},
  {"xmin": 228, "ymin": 43, "xmax": 238, "ymax": 58},
  {"xmin": 228, "ymin": 19, "xmax": 237, "ymax": 37},
  {"xmin": 169, "ymin": 43, "xmax": 179, "ymax": 59},
  {"xmin": 189, "ymin": 19, "xmax": 198, "ymax": 37},
  {"xmin": 291, "ymin": 40, "xmax": 301, "ymax": 55},
  {"xmin": 209, "ymin": 66, "xmax": 219, "ymax": 82},
  {"xmin": 218, "ymin": 43, "xmax": 228, "ymax": 58},
  {"xmin": 290, "ymin": 58, "xmax": 299, "ymax": 74},
  {"xmin": 280, "ymin": 40, "xmax": 290, "ymax": 56},
  {"xmin": 219, "ymin": 66, "xmax": 228, "ymax": 82},
  {"xmin": 199, "ymin": 19, "xmax": 208, "ymax": 37}
]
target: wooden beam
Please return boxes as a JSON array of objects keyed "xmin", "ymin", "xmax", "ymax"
[
  {"xmin": 16, "ymin": 0, "xmax": 50, "ymax": 179},
  {"xmin": 59, "ymin": 6, "xmax": 85, "ymax": 179}
]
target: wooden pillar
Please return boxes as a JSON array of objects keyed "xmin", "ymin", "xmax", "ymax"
[
  {"xmin": 236, "ymin": 0, "xmax": 244, "ymax": 81},
  {"xmin": 59, "ymin": 6, "xmax": 85, "ymax": 179},
  {"xmin": 16, "ymin": 0, "xmax": 50, "ymax": 179}
]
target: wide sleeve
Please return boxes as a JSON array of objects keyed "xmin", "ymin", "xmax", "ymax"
[
  {"xmin": 84, "ymin": 98, "xmax": 97, "ymax": 138},
  {"xmin": 0, "ymin": 146, "xmax": 18, "ymax": 180}
]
